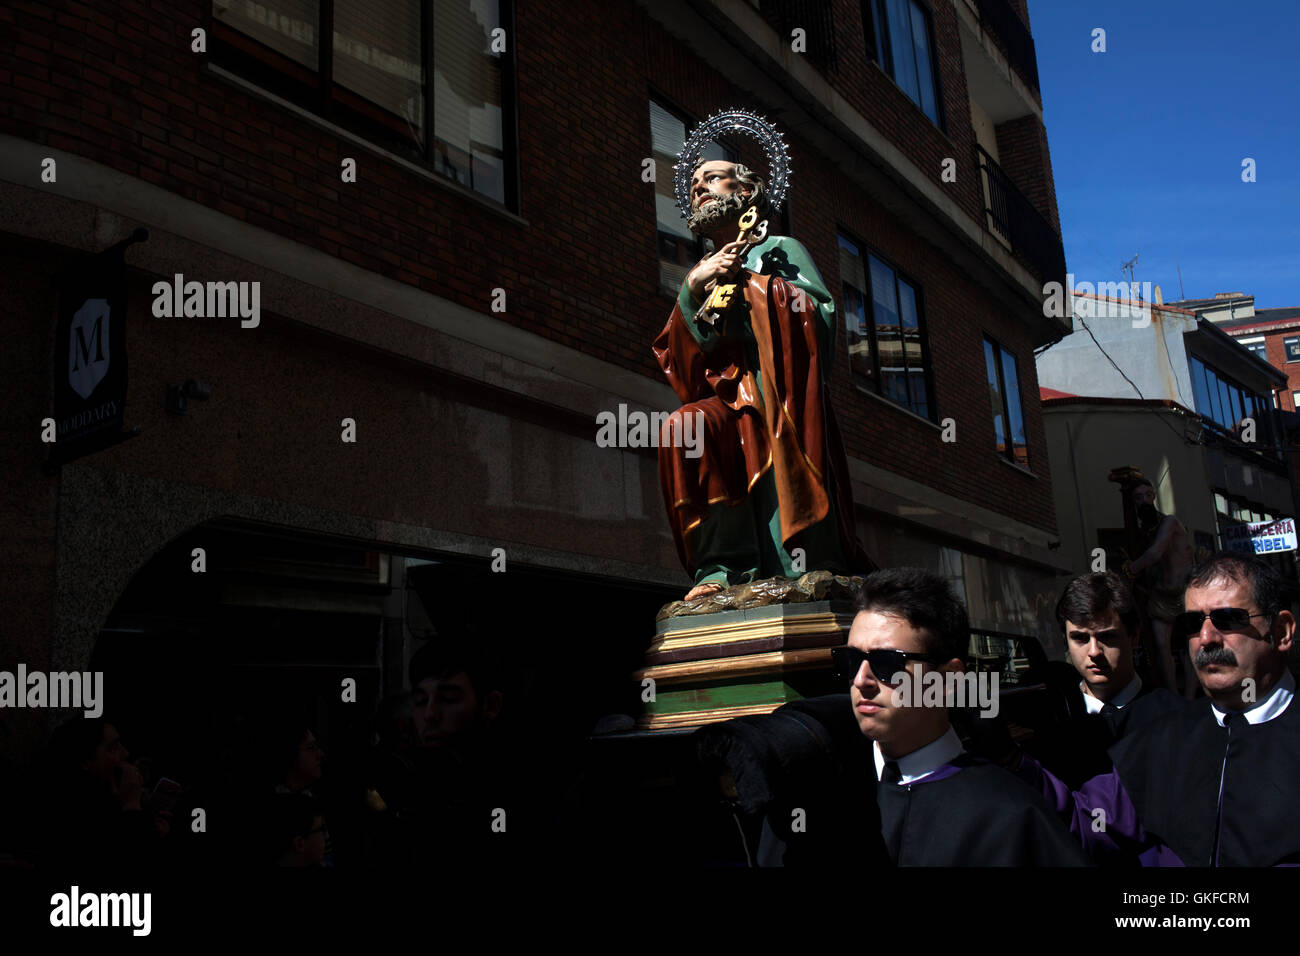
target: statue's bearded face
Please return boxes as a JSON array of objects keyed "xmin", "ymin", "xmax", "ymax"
[
  {"xmin": 1131, "ymin": 483, "xmax": 1160, "ymax": 529},
  {"xmin": 686, "ymin": 161, "xmax": 752, "ymax": 235}
]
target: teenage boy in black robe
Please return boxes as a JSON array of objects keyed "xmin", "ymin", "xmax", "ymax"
[
  {"xmin": 839, "ymin": 568, "xmax": 1088, "ymax": 866},
  {"xmin": 1016, "ymin": 554, "xmax": 1300, "ymax": 866},
  {"xmin": 1024, "ymin": 572, "xmax": 1185, "ymax": 788}
]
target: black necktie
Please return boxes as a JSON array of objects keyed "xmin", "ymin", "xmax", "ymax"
[
  {"xmin": 881, "ymin": 760, "xmax": 901, "ymax": 785},
  {"xmin": 1099, "ymin": 702, "xmax": 1121, "ymax": 731},
  {"xmin": 1210, "ymin": 714, "xmax": 1235, "ymax": 866}
]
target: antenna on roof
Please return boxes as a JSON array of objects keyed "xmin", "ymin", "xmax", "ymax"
[
  {"xmin": 1121, "ymin": 254, "xmax": 1139, "ymax": 300},
  {"xmin": 1176, "ymin": 255, "xmax": 1186, "ymax": 301}
]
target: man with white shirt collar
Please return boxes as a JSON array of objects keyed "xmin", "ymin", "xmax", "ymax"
[
  {"xmin": 1062, "ymin": 571, "xmax": 1143, "ymax": 713},
  {"xmin": 836, "ymin": 568, "xmax": 1087, "ymax": 865},
  {"xmin": 1016, "ymin": 554, "xmax": 1300, "ymax": 866},
  {"xmin": 1024, "ymin": 573, "xmax": 1183, "ymax": 789},
  {"xmin": 1184, "ymin": 556, "xmax": 1295, "ymax": 721}
]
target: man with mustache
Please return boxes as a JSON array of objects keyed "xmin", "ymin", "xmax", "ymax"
[
  {"xmin": 1016, "ymin": 554, "xmax": 1300, "ymax": 865},
  {"xmin": 655, "ymin": 159, "xmax": 871, "ymax": 601},
  {"xmin": 1125, "ymin": 478, "xmax": 1196, "ymax": 697}
]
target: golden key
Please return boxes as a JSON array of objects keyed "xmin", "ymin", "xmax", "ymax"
[{"xmin": 699, "ymin": 207, "xmax": 764, "ymax": 327}]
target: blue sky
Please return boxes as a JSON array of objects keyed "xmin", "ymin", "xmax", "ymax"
[{"xmin": 1028, "ymin": 0, "xmax": 1300, "ymax": 307}]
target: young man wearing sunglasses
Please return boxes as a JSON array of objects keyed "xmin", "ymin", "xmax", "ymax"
[
  {"xmin": 1016, "ymin": 554, "xmax": 1300, "ymax": 865},
  {"xmin": 833, "ymin": 567, "xmax": 1087, "ymax": 866}
]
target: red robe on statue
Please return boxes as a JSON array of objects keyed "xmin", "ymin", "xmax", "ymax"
[{"xmin": 653, "ymin": 270, "xmax": 871, "ymax": 577}]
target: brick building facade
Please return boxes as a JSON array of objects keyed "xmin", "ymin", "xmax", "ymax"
[
  {"xmin": 1197, "ymin": 302, "xmax": 1300, "ymax": 412},
  {"xmin": 1, "ymin": 0, "xmax": 1071, "ymax": 757}
]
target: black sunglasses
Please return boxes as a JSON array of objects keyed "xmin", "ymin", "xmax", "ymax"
[
  {"xmin": 830, "ymin": 646, "xmax": 941, "ymax": 684},
  {"xmin": 1172, "ymin": 607, "xmax": 1270, "ymax": 641}
]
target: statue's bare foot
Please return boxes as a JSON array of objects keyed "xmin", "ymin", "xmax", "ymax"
[{"xmin": 684, "ymin": 582, "xmax": 725, "ymax": 602}]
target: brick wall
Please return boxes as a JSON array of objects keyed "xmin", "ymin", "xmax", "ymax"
[
  {"xmin": 776, "ymin": 138, "xmax": 1054, "ymax": 528},
  {"xmin": 1263, "ymin": 330, "xmax": 1300, "ymax": 411},
  {"xmin": 827, "ymin": 0, "xmax": 987, "ymax": 226},
  {"xmin": 1, "ymin": 0, "xmax": 1057, "ymax": 530}
]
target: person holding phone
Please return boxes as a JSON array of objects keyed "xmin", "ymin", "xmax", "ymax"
[{"xmin": 34, "ymin": 718, "xmax": 170, "ymax": 868}]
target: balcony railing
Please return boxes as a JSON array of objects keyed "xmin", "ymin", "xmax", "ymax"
[
  {"xmin": 975, "ymin": 145, "xmax": 1065, "ymax": 283},
  {"xmin": 758, "ymin": 0, "xmax": 837, "ymax": 72},
  {"xmin": 973, "ymin": 0, "xmax": 1040, "ymax": 93}
]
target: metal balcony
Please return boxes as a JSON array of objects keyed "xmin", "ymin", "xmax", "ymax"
[
  {"xmin": 975, "ymin": 145, "xmax": 1065, "ymax": 283},
  {"xmin": 972, "ymin": 0, "xmax": 1040, "ymax": 93}
]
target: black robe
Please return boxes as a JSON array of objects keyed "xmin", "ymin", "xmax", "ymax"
[
  {"xmin": 697, "ymin": 694, "xmax": 887, "ymax": 867},
  {"xmin": 1025, "ymin": 683, "xmax": 1186, "ymax": 788},
  {"xmin": 699, "ymin": 696, "xmax": 1088, "ymax": 866},
  {"xmin": 1108, "ymin": 691, "xmax": 1300, "ymax": 866},
  {"xmin": 875, "ymin": 755, "xmax": 1090, "ymax": 867}
]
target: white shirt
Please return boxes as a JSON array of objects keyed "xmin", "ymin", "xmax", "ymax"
[
  {"xmin": 873, "ymin": 726, "xmax": 964, "ymax": 785},
  {"xmin": 1211, "ymin": 668, "xmax": 1295, "ymax": 726},
  {"xmin": 1080, "ymin": 675, "xmax": 1143, "ymax": 714}
]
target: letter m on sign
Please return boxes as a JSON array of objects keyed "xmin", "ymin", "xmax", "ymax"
[{"xmin": 69, "ymin": 298, "xmax": 110, "ymax": 399}]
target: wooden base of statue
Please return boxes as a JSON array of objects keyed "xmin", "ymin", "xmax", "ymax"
[{"xmin": 633, "ymin": 572, "xmax": 863, "ymax": 731}]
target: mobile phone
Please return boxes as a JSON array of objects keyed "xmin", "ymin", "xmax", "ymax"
[{"xmin": 149, "ymin": 777, "xmax": 182, "ymax": 813}]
